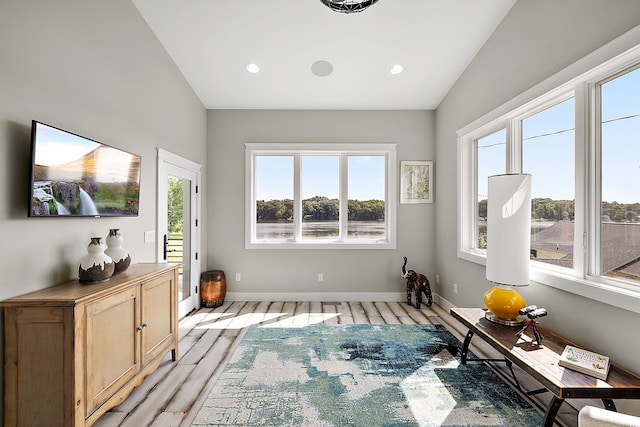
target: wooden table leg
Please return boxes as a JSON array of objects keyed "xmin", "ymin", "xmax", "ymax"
[{"xmin": 542, "ymin": 396, "xmax": 564, "ymax": 427}]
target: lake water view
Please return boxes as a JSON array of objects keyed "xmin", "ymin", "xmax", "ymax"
[
  {"xmin": 477, "ymin": 220, "xmax": 556, "ymax": 236},
  {"xmin": 257, "ymin": 220, "xmax": 385, "ymax": 241}
]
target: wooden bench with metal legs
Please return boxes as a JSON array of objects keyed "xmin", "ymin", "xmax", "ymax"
[{"xmin": 451, "ymin": 308, "xmax": 640, "ymax": 427}]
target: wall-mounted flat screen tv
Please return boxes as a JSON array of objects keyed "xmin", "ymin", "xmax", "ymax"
[{"xmin": 29, "ymin": 121, "xmax": 141, "ymax": 217}]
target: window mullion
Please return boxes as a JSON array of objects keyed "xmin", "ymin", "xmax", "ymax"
[
  {"xmin": 507, "ymin": 119, "xmax": 521, "ymax": 173},
  {"xmin": 470, "ymin": 138, "xmax": 478, "ymax": 251},
  {"xmin": 590, "ymin": 81, "xmax": 603, "ymax": 278},
  {"xmin": 340, "ymin": 153, "xmax": 348, "ymax": 242},
  {"xmin": 574, "ymin": 83, "xmax": 589, "ymax": 279},
  {"xmin": 247, "ymin": 151, "xmax": 256, "ymax": 246},
  {"xmin": 293, "ymin": 153, "xmax": 302, "ymax": 242}
]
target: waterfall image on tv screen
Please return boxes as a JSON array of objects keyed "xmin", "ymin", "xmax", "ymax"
[{"xmin": 30, "ymin": 122, "xmax": 141, "ymax": 217}]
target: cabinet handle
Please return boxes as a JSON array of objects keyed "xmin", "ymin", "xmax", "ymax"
[{"xmin": 136, "ymin": 323, "xmax": 148, "ymax": 332}]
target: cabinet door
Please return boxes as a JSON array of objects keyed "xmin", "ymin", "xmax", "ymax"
[
  {"xmin": 4, "ymin": 307, "xmax": 70, "ymax": 427},
  {"xmin": 140, "ymin": 271, "xmax": 176, "ymax": 367},
  {"xmin": 85, "ymin": 286, "xmax": 140, "ymax": 416}
]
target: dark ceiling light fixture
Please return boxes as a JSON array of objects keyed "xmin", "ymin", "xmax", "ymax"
[{"xmin": 320, "ymin": 0, "xmax": 380, "ymax": 14}]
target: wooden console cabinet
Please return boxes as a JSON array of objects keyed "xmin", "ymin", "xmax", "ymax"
[{"xmin": 1, "ymin": 263, "xmax": 179, "ymax": 427}]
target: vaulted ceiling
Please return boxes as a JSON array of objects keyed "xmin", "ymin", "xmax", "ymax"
[{"xmin": 132, "ymin": 0, "xmax": 516, "ymax": 109}]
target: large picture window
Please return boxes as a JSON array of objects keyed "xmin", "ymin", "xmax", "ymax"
[
  {"xmin": 457, "ymin": 29, "xmax": 640, "ymax": 312},
  {"xmin": 246, "ymin": 143, "xmax": 396, "ymax": 249}
]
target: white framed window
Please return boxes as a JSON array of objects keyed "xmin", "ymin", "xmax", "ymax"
[
  {"xmin": 245, "ymin": 143, "xmax": 397, "ymax": 249},
  {"xmin": 594, "ymin": 66, "xmax": 640, "ymax": 284},
  {"xmin": 457, "ymin": 26, "xmax": 640, "ymax": 313}
]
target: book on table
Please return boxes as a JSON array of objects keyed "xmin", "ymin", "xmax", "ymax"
[{"xmin": 559, "ymin": 345, "xmax": 610, "ymax": 380}]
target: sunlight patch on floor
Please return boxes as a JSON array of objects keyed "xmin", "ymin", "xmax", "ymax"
[
  {"xmin": 401, "ymin": 349, "xmax": 459, "ymax": 426},
  {"xmin": 259, "ymin": 312, "xmax": 341, "ymax": 327}
]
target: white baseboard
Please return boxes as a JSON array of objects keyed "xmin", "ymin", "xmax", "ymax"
[
  {"xmin": 224, "ymin": 292, "xmax": 450, "ymax": 304},
  {"xmin": 433, "ymin": 293, "xmax": 455, "ymax": 313},
  {"xmin": 225, "ymin": 291, "xmax": 407, "ymax": 302}
]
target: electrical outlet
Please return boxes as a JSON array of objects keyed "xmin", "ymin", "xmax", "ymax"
[
  {"xmin": 235, "ymin": 273, "xmax": 241, "ymax": 282},
  {"xmin": 435, "ymin": 274, "xmax": 440, "ymax": 285},
  {"xmin": 317, "ymin": 273, "xmax": 324, "ymax": 282},
  {"xmin": 453, "ymin": 283, "xmax": 458, "ymax": 294}
]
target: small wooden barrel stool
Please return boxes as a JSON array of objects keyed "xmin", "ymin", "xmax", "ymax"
[{"xmin": 200, "ymin": 270, "xmax": 226, "ymax": 308}]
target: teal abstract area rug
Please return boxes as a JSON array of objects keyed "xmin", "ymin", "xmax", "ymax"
[{"xmin": 193, "ymin": 324, "xmax": 542, "ymax": 427}]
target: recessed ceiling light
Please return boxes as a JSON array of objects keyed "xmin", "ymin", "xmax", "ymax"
[
  {"xmin": 390, "ymin": 64, "xmax": 404, "ymax": 75},
  {"xmin": 246, "ymin": 63, "xmax": 260, "ymax": 74}
]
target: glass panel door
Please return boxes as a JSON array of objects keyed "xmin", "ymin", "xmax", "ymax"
[{"xmin": 157, "ymin": 149, "xmax": 201, "ymax": 319}]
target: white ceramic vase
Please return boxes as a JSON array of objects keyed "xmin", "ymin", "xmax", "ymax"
[
  {"xmin": 79, "ymin": 237, "xmax": 115, "ymax": 282},
  {"xmin": 105, "ymin": 229, "xmax": 131, "ymax": 275}
]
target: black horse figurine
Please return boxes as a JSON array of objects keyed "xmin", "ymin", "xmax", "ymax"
[{"xmin": 401, "ymin": 256, "xmax": 433, "ymax": 309}]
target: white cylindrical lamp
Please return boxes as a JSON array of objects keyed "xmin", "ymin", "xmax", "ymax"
[{"xmin": 484, "ymin": 173, "xmax": 532, "ymax": 325}]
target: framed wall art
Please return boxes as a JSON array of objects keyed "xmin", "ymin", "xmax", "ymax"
[{"xmin": 400, "ymin": 160, "xmax": 433, "ymax": 204}]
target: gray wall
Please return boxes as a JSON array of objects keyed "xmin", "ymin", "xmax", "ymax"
[
  {"xmin": 0, "ymin": 0, "xmax": 207, "ymax": 418},
  {"xmin": 435, "ymin": 0, "xmax": 640, "ymax": 415},
  {"xmin": 207, "ymin": 110, "xmax": 435, "ymax": 297},
  {"xmin": 0, "ymin": 0, "xmax": 207, "ymax": 300}
]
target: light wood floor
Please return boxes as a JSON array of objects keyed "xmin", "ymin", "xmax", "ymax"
[{"xmin": 93, "ymin": 301, "xmax": 580, "ymax": 427}]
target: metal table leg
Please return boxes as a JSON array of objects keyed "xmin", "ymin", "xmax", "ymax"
[
  {"xmin": 602, "ymin": 399, "xmax": 617, "ymax": 411},
  {"xmin": 461, "ymin": 330, "xmax": 474, "ymax": 364},
  {"xmin": 541, "ymin": 396, "xmax": 564, "ymax": 427}
]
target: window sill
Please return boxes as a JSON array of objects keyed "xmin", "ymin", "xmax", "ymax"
[
  {"xmin": 459, "ymin": 249, "xmax": 640, "ymax": 315},
  {"xmin": 246, "ymin": 241, "xmax": 396, "ymax": 250},
  {"xmin": 458, "ymin": 249, "xmax": 487, "ymax": 266},
  {"xmin": 530, "ymin": 268, "xmax": 640, "ymax": 315}
]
